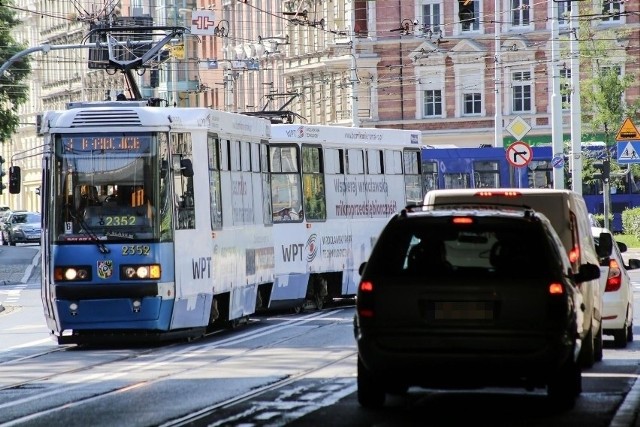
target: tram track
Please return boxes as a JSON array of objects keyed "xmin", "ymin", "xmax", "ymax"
[
  {"xmin": 161, "ymin": 349, "xmax": 357, "ymax": 427},
  {"xmin": 0, "ymin": 308, "xmax": 354, "ymax": 426}
]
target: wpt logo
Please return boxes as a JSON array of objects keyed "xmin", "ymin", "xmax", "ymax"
[
  {"xmin": 281, "ymin": 244, "xmax": 304, "ymax": 262},
  {"xmin": 306, "ymin": 234, "xmax": 318, "ymax": 262},
  {"xmin": 192, "ymin": 257, "xmax": 212, "ymax": 279}
]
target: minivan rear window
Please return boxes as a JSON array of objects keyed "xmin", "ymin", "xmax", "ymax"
[{"xmin": 366, "ymin": 218, "xmax": 551, "ymax": 280}]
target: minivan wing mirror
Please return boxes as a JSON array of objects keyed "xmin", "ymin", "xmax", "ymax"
[
  {"xmin": 596, "ymin": 232, "xmax": 613, "ymax": 258},
  {"xmin": 574, "ymin": 263, "xmax": 600, "ymax": 283},
  {"xmin": 627, "ymin": 259, "xmax": 640, "ymax": 270}
]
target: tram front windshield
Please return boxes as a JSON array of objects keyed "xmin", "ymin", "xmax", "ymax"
[{"xmin": 52, "ymin": 132, "xmax": 166, "ymax": 243}]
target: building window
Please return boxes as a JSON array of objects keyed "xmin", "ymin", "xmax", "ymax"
[
  {"xmin": 423, "ymin": 90, "xmax": 443, "ymax": 117},
  {"xmin": 557, "ymin": 1, "xmax": 571, "ymax": 26},
  {"xmin": 601, "ymin": 0, "xmax": 622, "ymax": 23},
  {"xmin": 512, "ymin": 71, "xmax": 532, "ymax": 112},
  {"xmin": 560, "ymin": 68, "xmax": 571, "ymax": 109},
  {"xmin": 422, "ymin": 2, "xmax": 441, "ymax": 33},
  {"xmin": 458, "ymin": 0, "xmax": 479, "ymax": 32},
  {"xmin": 464, "ymin": 93, "xmax": 482, "ymax": 115},
  {"xmin": 511, "ymin": 0, "xmax": 530, "ymax": 27}
]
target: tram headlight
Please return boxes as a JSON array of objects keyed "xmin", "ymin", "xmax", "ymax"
[
  {"xmin": 121, "ymin": 264, "xmax": 161, "ymax": 280},
  {"xmin": 54, "ymin": 266, "xmax": 92, "ymax": 282},
  {"xmin": 137, "ymin": 266, "xmax": 149, "ymax": 278}
]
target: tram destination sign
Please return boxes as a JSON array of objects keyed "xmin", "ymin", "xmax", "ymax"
[{"xmin": 60, "ymin": 134, "xmax": 152, "ymax": 154}]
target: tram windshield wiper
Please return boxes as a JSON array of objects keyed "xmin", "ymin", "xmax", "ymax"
[{"xmin": 69, "ymin": 210, "xmax": 111, "ymax": 254}]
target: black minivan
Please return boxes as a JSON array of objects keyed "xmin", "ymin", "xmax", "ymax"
[{"xmin": 354, "ymin": 205, "xmax": 601, "ymax": 409}]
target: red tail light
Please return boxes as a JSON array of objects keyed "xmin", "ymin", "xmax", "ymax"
[
  {"xmin": 548, "ymin": 282, "xmax": 564, "ymax": 295},
  {"xmin": 568, "ymin": 246, "xmax": 580, "ymax": 264},
  {"xmin": 360, "ymin": 281, "xmax": 374, "ymax": 292},
  {"xmin": 358, "ymin": 281, "xmax": 374, "ymax": 318},
  {"xmin": 605, "ymin": 259, "xmax": 622, "ymax": 292},
  {"xmin": 452, "ymin": 217, "xmax": 474, "ymax": 224}
]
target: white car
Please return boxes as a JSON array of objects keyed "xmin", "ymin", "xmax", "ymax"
[{"xmin": 592, "ymin": 226, "xmax": 640, "ymax": 348}]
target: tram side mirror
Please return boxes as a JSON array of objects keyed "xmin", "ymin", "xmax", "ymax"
[
  {"xmin": 180, "ymin": 159, "xmax": 194, "ymax": 177},
  {"xmin": 171, "ymin": 156, "xmax": 194, "ymax": 177},
  {"xmin": 9, "ymin": 166, "xmax": 21, "ymax": 194},
  {"xmin": 160, "ymin": 160, "xmax": 168, "ymax": 179}
]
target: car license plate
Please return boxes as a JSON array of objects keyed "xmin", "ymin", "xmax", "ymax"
[{"xmin": 431, "ymin": 301, "xmax": 494, "ymax": 321}]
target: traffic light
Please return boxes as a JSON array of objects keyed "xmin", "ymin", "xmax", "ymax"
[
  {"xmin": 0, "ymin": 156, "xmax": 5, "ymax": 195},
  {"xmin": 8, "ymin": 165, "xmax": 20, "ymax": 194},
  {"xmin": 593, "ymin": 159, "xmax": 611, "ymax": 181}
]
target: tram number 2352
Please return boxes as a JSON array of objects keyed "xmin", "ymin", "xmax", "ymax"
[{"xmin": 122, "ymin": 245, "xmax": 151, "ymax": 256}]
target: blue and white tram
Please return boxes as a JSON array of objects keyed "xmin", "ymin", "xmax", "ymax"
[
  {"xmin": 267, "ymin": 124, "xmax": 422, "ymax": 311},
  {"xmin": 35, "ymin": 101, "xmax": 273, "ymax": 344}
]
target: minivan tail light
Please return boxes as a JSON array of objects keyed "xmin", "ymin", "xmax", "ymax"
[
  {"xmin": 358, "ymin": 281, "xmax": 375, "ymax": 318},
  {"xmin": 548, "ymin": 282, "xmax": 564, "ymax": 295},
  {"xmin": 358, "ymin": 308, "xmax": 375, "ymax": 318},
  {"xmin": 359, "ymin": 281, "xmax": 373, "ymax": 292},
  {"xmin": 568, "ymin": 246, "xmax": 580, "ymax": 264},
  {"xmin": 605, "ymin": 259, "xmax": 622, "ymax": 292}
]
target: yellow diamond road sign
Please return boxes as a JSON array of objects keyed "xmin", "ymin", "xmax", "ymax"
[{"xmin": 506, "ymin": 116, "xmax": 531, "ymax": 141}]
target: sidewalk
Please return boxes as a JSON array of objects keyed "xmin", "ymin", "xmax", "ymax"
[{"xmin": 0, "ymin": 249, "xmax": 41, "ymax": 314}]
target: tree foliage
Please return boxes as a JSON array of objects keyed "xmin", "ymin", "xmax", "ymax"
[
  {"xmin": 577, "ymin": 12, "xmax": 640, "ymax": 144},
  {"xmin": 0, "ymin": 1, "xmax": 31, "ymax": 143}
]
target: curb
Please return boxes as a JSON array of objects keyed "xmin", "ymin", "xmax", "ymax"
[{"xmin": 21, "ymin": 249, "xmax": 41, "ymax": 284}]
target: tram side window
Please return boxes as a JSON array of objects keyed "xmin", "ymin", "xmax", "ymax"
[
  {"xmin": 473, "ymin": 161, "xmax": 500, "ymax": 188},
  {"xmin": 404, "ymin": 150, "xmax": 423, "ymax": 205},
  {"xmin": 385, "ymin": 150, "xmax": 403, "ymax": 175},
  {"xmin": 208, "ymin": 134, "xmax": 223, "ymax": 230},
  {"xmin": 172, "ymin": 132, "xmax": 195, "ymax": 230},
  {"xmin": 528, "ymin": 160, "xmax": 553, "ymax": 189},
  {"xmin": 423, "ymin": 161, "xmax": 438, "ymax": 192},
  {"xmin": 159, "ymin": 133, "xmax": 173, "ymax": 241},
  {"xmin": 347, "ymin": 149, "xmax": 365, "ymax": 174},
  {"xmin": 367, "ymin": 149, "xmax": 383, "ymax": 175},
  {"xmin": 270, "ymin": 145, "xmax": 303, "ymax": 222},
  {"xmin": 302, "ymin": 145, "xmax": 326, "ymax": 221},
  {"xmin": 325, "ymin": 148, "xmax": 345, "ymax": 174},
  {"xmin": 444, "ymin": 173, "xmax": 471, "ymax": 189},
  {"xmin": 260, "ymin": 142, "xmax": 272, "ymax": 225}
]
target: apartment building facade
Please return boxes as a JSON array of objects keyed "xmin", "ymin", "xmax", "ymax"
[
  {"xmin": 1, "ymin": 0, "xmax": 638, "ymax": 210},
  {"xmin": 218, "ymin": 0, "xmax": 639, "ymax": 146}
]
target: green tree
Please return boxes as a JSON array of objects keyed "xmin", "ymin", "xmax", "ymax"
[
  {"xmin": 577, "ymin": 9, "xmax": 640, "ymax": 146},
  {"xmin": 0, "ymin": 1, "xmax": 31, "ymax": 143}
]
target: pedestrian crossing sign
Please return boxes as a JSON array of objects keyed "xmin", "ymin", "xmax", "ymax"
[{"xmin": 617, "ymin": 140, "xmax": 640, "ymax": 164}]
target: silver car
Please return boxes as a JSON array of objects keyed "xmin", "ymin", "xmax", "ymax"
[{"xmin": 2, "ymin": 211, "xmax": 41, "ymax": 246}]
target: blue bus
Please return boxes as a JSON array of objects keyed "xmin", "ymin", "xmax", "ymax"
[{"xmin": 421, "ymin": 145, "xmax": 639, "ymax": 232}]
